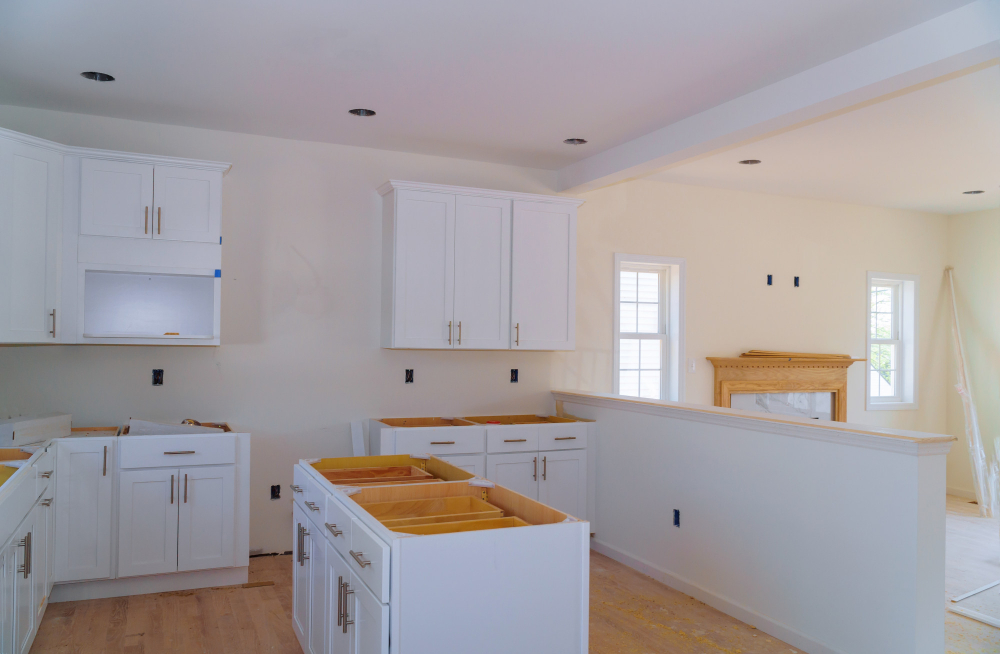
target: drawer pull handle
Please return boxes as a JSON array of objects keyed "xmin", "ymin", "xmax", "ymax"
[
  {"xmin": 554, "ymin": 436, "xmax": 577, "ymax": 441},
  {"xmin": 305, "ymin": 501, "xmax": 320, "ymax": 512},
  {"xmin": 103, "ymin": 445, "xmax": 107, "ymax": 476},
  {"xmin": 430, "ymin": 441, "xmax": 455, "ymax": 445},
  {"xmin": 39, "ymin": 471, "xmax": 53, "ymax": 478},
  {"xmin": 350, "ymin": 550, "xmax": 371, "ymax": 568},
  {"xmin": 503, "ymin": 438, "xmax": 527, "ymax": 443},
  {"xmin": 342, "ymin": 581, "xmax": 354, "ymax": 633},
  {"xmin": 164, "ymin": 451, "xmax": 196, "ymax": 455},
  {"xmin": 171, "ymin": 474, "xmax": 175, "ymax": 504},
  {"xmin": 326, "ymin": 523, "xmax": 343, "ymax": 537},
  {"xmin": 40, "ymin": 498, "xmax": 52, "ymax": 507},
  {"xmin": 533, "ymin": 456, "xmax": 537, "ymax": 481},
  {"xmin": 543, "ymin": 455, "xmax": 547, "ymax": 481},
  {"xmin": 290, "ymin": 485, "xmax": 303, "ymax": 493}
]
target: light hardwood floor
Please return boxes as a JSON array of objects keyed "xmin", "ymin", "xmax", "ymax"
[{"xmin": 31, "ymin": 498, "xmax": 997, "ymax": 653}]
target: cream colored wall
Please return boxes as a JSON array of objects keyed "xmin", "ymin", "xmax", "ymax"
[
  {"xmin": 552, "ymin": 179, "xmax": 951, "ymax": 435},
  {"xmin": 945, "ymin": 208, "xmax": 1000, "ymax": 497}
]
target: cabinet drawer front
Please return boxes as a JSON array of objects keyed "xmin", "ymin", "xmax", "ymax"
[
  {"xmin": 324, "ymin": 495, "xmax": 354, "ymax": 559},
  {"xmin": 392, "ymin": 426, "xmax": 485, "ymax": 456},
  {"xmin": 349, "ymin": 517, "xmax": 390, "ymax": 602},
  {"xmin": 119, "ymin": 435, "xmax": 235, "ymax": 468},
  {"xmin": 486, "ymin": 426, "xmax": 539, "ymax": 453},
  {"xmin": 537, "ymin": 422, "xmax": 587, "ymax": 450},
  {"xmin": 292, "ymin": 465, "xmax": 325, "ymax": 525}
]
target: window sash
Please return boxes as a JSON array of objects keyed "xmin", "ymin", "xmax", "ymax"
[
  {"xmin": 868, "ymin": 280, "xmax": 903, "ymax": 402},
  {"xmin": 615, "ymin": 265, "xmax": 669, "ymax": 400}
]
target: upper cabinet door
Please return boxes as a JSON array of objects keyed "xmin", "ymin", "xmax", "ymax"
[
  {"xmin": 153, "ymin": 166, "xmax": 222, "ymax": 243},
  {"xmin": 392, "ymin": 190, "xmax": 456, "ymax": 349},
  {"xmin": 80, "ymin": 158, "xmax": 153, "ymax": 239},
  {"xmin": 510, "ymin": 201, "xmax": 576, "ymax": 350},
  {"xmin": 0, "ymin": 139, "xmax": 62, "ymax": 343},
  {"xmin": 177, "ymin": 465, "xmax": 235, "ymax": 572},
  {"xmin": 453, "ymin": 196, "xmax": 511, "ymax": 350}
]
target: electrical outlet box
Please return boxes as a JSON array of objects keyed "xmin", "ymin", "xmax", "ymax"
[
  {"xmin": 405, "ymin": 369, "xmax": 414, "ymax": 384},
  {"xmin": 673, "ymin": 509, "xmax": 680, "ymax": 527},
  {"xmin": 794, "ymin": 276, "xmax": 800, "ymax": 287},
  {"xmin": 270, "ymin": 485, "xmax": 280, "ymax": 500},
  {"xmin": 152, "ymin": 369, "xmax": 164, "ymax": 386},
  {"xmin": 767, "ymin": 274, "xmax": 773, "ymax": 286},
  {"xmin": 510, "ymin": 369, "xmax": 518, "ymax": 383}
]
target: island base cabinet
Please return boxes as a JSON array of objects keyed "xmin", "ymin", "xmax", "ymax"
[
  {"xmin": 485, "ymin": 452, "xmax": 538, "ymax": 499},
  {"xmin": 292, "ymin": 503, "xmax": 312, "ymax": 651},
  {"xmin": 347, "ymin": 569, "xmax": 389, "ymax": 654}
]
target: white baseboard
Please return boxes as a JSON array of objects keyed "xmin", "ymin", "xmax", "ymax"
[
  {"xmin": 590, "ymin": 539, "xmax": 844, "ymax": 654},
  {"xmin": 947, "ymin": 487, "xmax": 977, "ymax": 501},
  {"xmin": 50, "ymin": 566, "xmax": 248, "ymax": 603}
]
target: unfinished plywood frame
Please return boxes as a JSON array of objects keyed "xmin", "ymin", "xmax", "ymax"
[
  {"xmin": 0, "ymin": 447, "xmax": 32, "ymax": 488},
  {"xmin": 463, "ymin": 414, "xmax": 576, "ymax": 425}
]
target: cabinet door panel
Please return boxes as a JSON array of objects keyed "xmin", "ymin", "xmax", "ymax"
[
  {"xmin": 153, "ymin": 166, "xmax": 221, "ymax": 243},
  {"xmin": 326, "ymin": 543, "xmax": 351, "ymax": 654},
  {"xmin": 80, "ymin": 158, "xmax": 153, "ymax": 238},
  {"xmin": 13, "ymin": 515, "xmax": 33, "ymax": 654},
  {"xmin": 118, "ymin": 468, "xmax": 178, "ymax": 577},
  {"xmin": 177, "ymin": 466, "xmax": 235, "ymax": 572},
  {"xmin": 308, "ymin": 527, "xmax": 326, "ymax": 654},
  {"xmin": 0, "ymin": 140, "xmax": 62, "ymax": 343},
  {"xmin": 453, "ymin": 195, "xmax": 510, "ymax": 349},
  {"xmin": 392, "ymin": 190, "xmax": 455, "ymax": 348},
  {"xmin": 486, "ymin": 452, "xmax": 538, "ymax": 500},
  {"xmin": 0, "ymin": 545, "xmax": 11, "ymax": 653},
  {"xmin": 31, "ymin": 501, "xmax": 50, "ymax": 620},
  {"xmin": 293, "ymin": 503, "xmax": 312, "ymax": 644},
  {"xmin": 54, "ymin": 439, "xmax": 114, "ymax": 582},
  {"xmin": 538, "ymin": 450, "xmax": 587, "ymax": 519},
  {"xmin": 349, "ymin": 570, "xmax": 389, "ymax": 654},
  {"xmin": 510, "ymin": 201, "xmax": 576, "ymax": 350}
]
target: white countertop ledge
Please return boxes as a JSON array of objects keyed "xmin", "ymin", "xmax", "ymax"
[{"xmin": 552, "ymin": 390, "xmax": 956, "ymax": 456}]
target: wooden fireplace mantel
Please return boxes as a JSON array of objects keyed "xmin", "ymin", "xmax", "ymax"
[{"xmin": 706, "ymin": 351, "xmax": 865, "ymax": 422}]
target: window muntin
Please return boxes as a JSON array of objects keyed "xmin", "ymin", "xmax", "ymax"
[{"xmin": 617, "ymin": 268, "xmax": 666, "ymax": 400}]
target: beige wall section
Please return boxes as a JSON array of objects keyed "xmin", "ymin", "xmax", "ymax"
[
  {"xmin": 945, "ymin": 208, "xmax": 1000, "ymax": 497},
  {"xmin": 552, "ymin": 179, "xmax": 951, "ymax": 434}
]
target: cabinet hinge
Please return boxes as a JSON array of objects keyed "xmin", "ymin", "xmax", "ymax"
[{"xmin": 481, "ymin": 489, "xmax": 488, "ymax": 501}]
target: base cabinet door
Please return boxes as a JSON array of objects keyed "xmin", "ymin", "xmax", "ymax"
[
  {"xmin": 31, "ymin": 501, "xmax": 50, "ymax": 620},
  {"xmin": 118, "ymin": 468, "xmax": 179, "ymax": 578},
  {"xmin": 326, "ymin": 543, "xmax": 352, "ymax": 654},
  {"xmin": 486, "ymin": 452, "xmax": 539, "ymax": 500},
  {"xmin": 293, "ymin": 504, "xmax": 312, "ymax": 643},
  {"xmin": 177, "ymin": 466, "xmax": 235, "ymax": 572},
  {"xmin": 12, "ymin": 516, "xmax": 33, "ymax": 654},
  {"xmin": 1, "ymin": 541, "xmax": 12, "ymax": 654},
  {"xmin": 538, "ymin": 450, "xmax": 587, "ymax": 519},
  {"xmin": 348, "ymin": 571, "xmax": 388, "ymax": 654},
  {"xmin": 437, "ymin": 454, "xmax": 486, "ymax": 477},
  {"xmin": 308, "ymin": 526, "xmax": 326, "ymax": 654},
  {"xmin": 54, "ymin": 439, "xmax": 114, "ymax": 582}
]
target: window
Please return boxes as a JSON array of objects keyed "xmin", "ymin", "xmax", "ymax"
[
  {"xmin": 867, "ymin": 272, "xmax": 917, "ymax": 410},
  {"xmin": 614, "ymin": 254, "xmax": 685, "ymax": 401}
]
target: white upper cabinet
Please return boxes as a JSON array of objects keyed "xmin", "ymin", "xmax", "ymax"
[
  {"xmin": 453, "ymin": 195, "xmax": 511, "ymax": 350},
  {"xmin": 379, "ymin": 181, "xmax": 581, "ymax": 350},
  {"xmin": 511, "ymin": 200, "xmax": 576, "ymax": 351},
  {"xmin": 153, "ymin": 166, "xmax": 222, "ymax": 243},
  {"xmin": 0, "ymin": 137, "xmax": 62, "ymax": 343},
  {"xmin": 80, "ymin": 159, "xmax": 154, "ymax": 239}
]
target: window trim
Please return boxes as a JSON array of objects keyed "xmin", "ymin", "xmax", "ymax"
[
  {"xmin": 866, "ymin": 271, "xmax": 918, "ymax": 411},
  {"xmin": 613, "ymin": 254, "xmax": 686, "ymax": 402}
]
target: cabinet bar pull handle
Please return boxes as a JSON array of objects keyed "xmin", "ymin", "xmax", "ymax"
[
  {"xmin": 350, "ymin": 550, "xmax": 371, "ymax": 568},
  {"xmin": 50, "ymin": 309, "xmax": 56, "ymax": 338},
  {"xmin": 40, "ymin": 471, "xmax": 52, "ymax": 478},
  {"xmin": 448, "ymin": 321, "xmax": 452, "ymax": 345},
  {"xmin": 164, "ymin": 451, "xmax": 196, "ymax": 455},
  {"xmin": 157, "ymin": 206, "xmax": 161, "ymax": 234},
  {"xmin": 503, "ymin": 439, "xmax": 527, "ymax": 443},
  {"xmin": 290, "ymin": 485, "xmax": 303, "ymax": 493},
  {"xmin": 554, "ymin": 436, "xmax": 577, "ymax": 441},
  {"xmin": 145, "ymin": 206, "xmax": 149, "ymax": 234},
  {"xmin": 533, "ymin": 456, "xmax": 537, "ymax": 481},
  {"xmin": 337, "ymin": 575, "xmax": 344, "ymax": 626},
  {"xmin": 296, "ymin": 524, "xmax": 303, "ymax": 565},
  {"xmin": 184, "ymin": 473, "xmax": 188, "ymax": 503},
  {"xmin": 515, "ymin": 323, "xmax": 520, "ymax": 346},
  {"xmin": 343, "ymin": 583, "xmax": 354, "ymax": 632},
  {"xmin": 326, "ymin": 523, "xmax": 342, "ymax": 537},
  {"xmin": 543, "ymin": 455, "xmax": 547, "ymax": 481},
  {"xmin": 430, "ymin": 441, "xmax": 455, "ymax": 445},
  {"xmin": 40, "ymin": 498, "xmax": 52, "ymax": 506},
  {"xmin": 171, "ymin": 474, "xmax": 174, "ymax": 504},
  {"xmin": 457, "ymin": 321, "xmax": 462, "ymax": 345},
  {"xmin": 305, "ymin": 501, "xmax": 319, "ymax": 512},
  {"xmin": 103, "ymin": 445, "xmax": 107, "ymax": 476}
]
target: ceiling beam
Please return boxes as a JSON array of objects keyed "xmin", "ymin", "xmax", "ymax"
[{"xmin": 557, "ymin": 0, "xmax": 1000, "ymax": 193}]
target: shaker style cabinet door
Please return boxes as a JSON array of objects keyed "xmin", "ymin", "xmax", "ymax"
[
  {"xmin": 510, "ymin": 200, "xmax": 576, "ymax": 350},
  {"xmin": 80, "ymin": 158, "xmax": 153, "ymax": 239},
  {"xmin": 391, "ymin": 190, "xmax": 455, "ymax": 349},
  {"xmin": 453, "ymin": 195, "xmax": 511, "ymax": 350},
  {"xmin": 53, "ymin": 439, "xmax": 114, "ymax": 582},
  {"xmin": 177, "ymin": 466, "xmax": 235, "ymax": 572},
  {"xmin": 307, "ymin": 526, "xmax": 327, "ymax": 654},
  {"xmin": 326, "ymin": 543, "xmax": 352, "ymax": 654},
  {"xmin": 0, "ymin": 138, "xmax": 62, "ymax": 343},
  {"xmin": 153, "ymin": 166, "xmax": 221, "ymax": 243},
  {"xmin": 538, "ymin": 449, "xmax": 587, "ymax": 519},
  {"xmin": 292, "ymin": 503, "xmax": 312, "ymax": 642},
  {"xmin": 117, "ymin": 468, "xmax": 179, "ymax": 578},
  {"xmin": 486, "ymin": 452, "xmax": 539, "ymax": 500},
  {"xmin": 349, "ymin": 569, "xmax": 389, "ymax": 654},
  {"xmin": 12, "ymin": 514, "xmax": 34, "ymax": 654}
]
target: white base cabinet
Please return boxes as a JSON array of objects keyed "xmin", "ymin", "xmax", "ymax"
[{"xmin": 53, "ymin": 438, "xmax": 114, "ymax": 583}]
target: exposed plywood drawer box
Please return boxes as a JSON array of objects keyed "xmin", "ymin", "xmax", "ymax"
[
  {"xmin": 119, "ymin": 434, "xmax": 236, "ymax": 468},
  {"xmin": 0, "ymin": 413, "xmax": 71, "ymax": 447}
]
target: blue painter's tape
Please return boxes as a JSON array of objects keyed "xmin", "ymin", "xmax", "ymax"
[
  {"xmin": 219, "ymin": 236, "xmax": 222, "ymax": 244},
  {"xmin": 215, "ymin": 269, "xmax": 222, "ymax": 278}
]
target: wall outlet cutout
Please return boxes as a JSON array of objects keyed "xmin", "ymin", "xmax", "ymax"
[
  {"xmin": 510, "ymin": 369, "xmax": 518, "ymax": 383},
  {"xmin": 794, "ymin": 276, "xmax": 800, "ymax": 287},
  {"xmin": 673, "ymin": 509, "xmax": 680, "ymax": 527},
  {"xmin": 152, "ymin": 369, "xmax": 164, "ymax": 386},
  {"xmin": 767, "ymin": 274, "xmax": 773, "ymax": 286},
  {"xmin": 405, "ymin": 369, "xmax": 414, "ymax": 384},
  {"xmin": 270, "ymin": 485, "xmax": 280, "ymax": 500}
]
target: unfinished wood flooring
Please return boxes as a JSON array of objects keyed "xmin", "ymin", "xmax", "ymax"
[{"xmin": 945, "ymin": 494, "xmax": 1000, "ymax": 653}]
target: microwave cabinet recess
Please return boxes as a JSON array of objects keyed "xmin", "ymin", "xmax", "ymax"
[
  {"xmin": 292, "ymin": 454, "xmax": 588, "ymax": 654},
  {"xmin": 378, "ymin": 180, "xmax": 581, "ymax": 351}
]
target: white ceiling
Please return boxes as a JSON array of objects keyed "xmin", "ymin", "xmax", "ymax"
[
  {"xmin": 0, "ymin": 0, "xmax": 974, "ymax": 169},
  {"xmin": 648, "ymin": 64, "xmax": 1000, "ymax": 215}
]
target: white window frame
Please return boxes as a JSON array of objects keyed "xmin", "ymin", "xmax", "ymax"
[
  {"xmin": 613, "ymin": 254, "xmax": 685, "ymax": 402},
  {"xmin": 866, "ymin": 271, "xmax": 918, "ymax": 410}
]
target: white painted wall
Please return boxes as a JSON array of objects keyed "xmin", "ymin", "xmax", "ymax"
[
  {"xmin": 558, "ymin": 391, "xmax": 948, "ymax": 654},
  {"xmin": 944, "ymin": 207, "xmax": 1000, "ymax": 498}
]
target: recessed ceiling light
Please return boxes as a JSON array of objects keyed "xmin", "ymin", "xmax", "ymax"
[
  {"xmin": 80, "ymin": 71, "xmax": 114, "ymax": 82},
  {"xmin": 963, "ymin": 190, "xmax": 985, "ymax": 194},
  {"xmin": 349, "ymin": 108, "xmax": 376, "ymax": 117},
  {"xmin": 738, "ymin": 159, "xmax": 761, "ymax": 165},
  {"xmin": 563, "ymin": 138, "xmax": 587, "ymax": 145}
]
